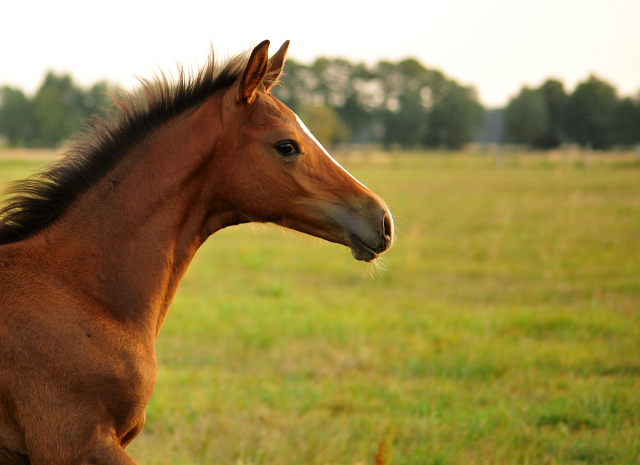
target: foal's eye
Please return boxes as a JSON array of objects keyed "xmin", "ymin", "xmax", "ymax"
[{"xmin": 275, "ymin": 141, "xmax": 300, "ymax": 157}]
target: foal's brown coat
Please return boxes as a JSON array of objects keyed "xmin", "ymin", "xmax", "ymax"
[{"xmin": 0, "ymin": 41, "xmax": 393, "ymax": 464}]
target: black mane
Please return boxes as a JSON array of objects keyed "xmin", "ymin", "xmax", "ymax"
[{"xmin": 0, "ymin": 49, "xmax": 250, "ymax": 245}]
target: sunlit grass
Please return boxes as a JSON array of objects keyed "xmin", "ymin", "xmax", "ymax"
[{"xmin": 2, "ymin": 149, "xmax": 639, "ymax": 464}]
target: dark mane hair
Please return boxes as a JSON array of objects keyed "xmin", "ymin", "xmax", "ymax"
[{"xmin": 0, "ymin": 48, "xmax": 251, "ymax": 245}]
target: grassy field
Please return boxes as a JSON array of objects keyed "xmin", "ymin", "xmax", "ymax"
[{"xmin": 1, "ymin": 149, "xmax": 639, "ymax": 464}]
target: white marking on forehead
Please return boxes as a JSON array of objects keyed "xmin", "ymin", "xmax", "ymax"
[{"xmin": 295, "ymin": 114, "xmax": 367, "ymax": 189}]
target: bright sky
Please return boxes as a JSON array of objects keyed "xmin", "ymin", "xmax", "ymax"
[{"xmin": 1, "ymin": 0, "xmax": 639, "ymax": 108}]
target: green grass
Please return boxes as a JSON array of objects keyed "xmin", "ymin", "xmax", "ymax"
[{"xmin": 2, "ymin": 150, "xmax": 639, "ymax": 464}]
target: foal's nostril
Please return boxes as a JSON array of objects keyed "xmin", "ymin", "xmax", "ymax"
[{"xmin": 382, "ymin": 212, "xmax": 393, "ymax": 247}]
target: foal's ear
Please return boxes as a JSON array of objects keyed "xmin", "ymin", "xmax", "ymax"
[
  {"xmin": 264, "ymin": 40, "xmax": 290, "ymax": 91},
  {"xmin": 238, "ymin": 40, "xmax": 270, "ymax": 104}
]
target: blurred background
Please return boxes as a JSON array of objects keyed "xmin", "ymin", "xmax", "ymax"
[
  {"xmin": 1, "ymin": 0, "xmax": 639, "ymax": 150},
  {"xmin": 1, "ymin": 1, "xmax": 639, "ymax": 464}
]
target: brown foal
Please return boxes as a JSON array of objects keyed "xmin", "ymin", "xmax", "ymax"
[{"xmin": 0, "ymin": 40, "xmax": 393, "ymax": 464}]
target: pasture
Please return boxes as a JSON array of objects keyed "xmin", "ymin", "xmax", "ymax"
[{"xmin": 1, "ymin": 149, "xmax": 639, "ymax": 464}]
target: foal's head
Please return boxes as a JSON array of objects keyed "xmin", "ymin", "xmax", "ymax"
[{"xmin": 210, "ymin": 40, "xmax": 393, "ymax": 262}]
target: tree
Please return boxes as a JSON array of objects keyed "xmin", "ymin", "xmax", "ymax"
[
  {"xmin": 614, "ymin": 97, "xmax": 640, "ymax": 146},
  {"xmin": 297, "ymin": 103, "xmax": 350, "ymax": 147},
  {"xmin": 379, "ymin": 59, "xmax": 429, "ymax": 148},
  {"xmin": 337, "ymin": 94, "xmax": 375, "ymax": 143},
  {"xmin": 537, "ymin": 79, "xmax": 568, "ymax": 149},
  {"xmin": 381, "ymin": 91, "xmax": 427, "ymax": 148},
  {"xmin": 32, "ymin": 72, "xmax": 86, "ymax": 147},
  {"xmin": 0, "ymin": 86, "xmax": 35, "ymax": 146},
  {"xmin": 425, "ymin": 83, "xmax": 484, "ymax": 149},
  {"xmin": 503, "ymin": 87, "xmax": 548, "ymax": 147},
  {"xmin": 564, "ymin": 75, "xmax": 618, "ymax": 149}
]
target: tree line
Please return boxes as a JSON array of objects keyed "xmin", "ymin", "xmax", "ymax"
[
  {"xmin": 1, "ymin": 59, "xmax": 638, "ymax": 150},
  {"xmin": 0, "ymin": 57, "xmax": 484, "ymax": 150},
  {"xmin": 0, "ymin": 73, "xmax": 113, "ymax": 148},
  {"xmin": 271, "ymin": 57, "xmax": 484, "ymax": 149},
  {"xmin": 503, "ymin": 76, "xmax": 640, "ymax": 150}
]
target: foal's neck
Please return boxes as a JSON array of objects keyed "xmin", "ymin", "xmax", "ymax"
[{"xmin": 46, "ymin": 95, "xmax": 228, "ymax": 336}]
